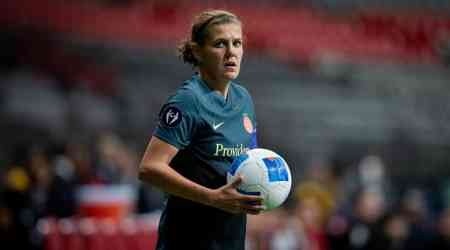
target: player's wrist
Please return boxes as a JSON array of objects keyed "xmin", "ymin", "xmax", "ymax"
[{"xmin": 201, "ymin": 188, "xmax": 218, "ymax": 207}]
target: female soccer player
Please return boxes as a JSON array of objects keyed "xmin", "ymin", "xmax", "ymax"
[{"xmin": 138, "ymin": 10, "xmax": 263, "ymax": 250}]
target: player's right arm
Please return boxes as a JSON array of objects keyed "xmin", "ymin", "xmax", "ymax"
[{"xmin": 138, "ymin": 136, "xmax": 264, "ymax": 214}]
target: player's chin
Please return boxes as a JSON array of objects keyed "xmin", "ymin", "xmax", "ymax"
[{"xmin": 223, "ymin": 70, "xmax": 239, "ymax": 80}]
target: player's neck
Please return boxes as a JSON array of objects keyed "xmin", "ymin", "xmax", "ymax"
[{"xmin": 198, "ymin": 72, "xmax": 230, "ymax": 99}]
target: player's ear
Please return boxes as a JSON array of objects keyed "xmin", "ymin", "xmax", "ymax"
[{"xmin": 191, "ymin": 43, "xmax": 202, "ymax": 66}]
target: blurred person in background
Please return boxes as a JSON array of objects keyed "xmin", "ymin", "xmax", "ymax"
[
  {"xmin": 328, "ymin": 189, "xmax": 386, "ymax": 250},
  {"xmin": 0, "ymin": 201, "xmax": 15, "ymax": 248},
  {"xmin": 399, "ymin": 188, "xmax": 433, "ymax": 250},
  {"xmin": 138, "ymin": 10, "xmax": 264, "ymax": 250},
  {"xmin": 27, "ymin": 145, "xmax": 76, "ymax": 219},
  {"xmin": 246, "ymin": 208, "xmax": 288, "ymax": 250},
  {"xmin": 1, "ymin": 163, "xmax": 33, "ymax": 250},
  {"xmin": 271, "ymin": 181, "xmax": 335, "ymax": 250},
  {"xmin": 304, "ymin": 157, "xmax": 340, "ymax": 203},
  {"xmin": 376, "ymin": 211, "xmax": 412, "ymax": 250},
  {"xmin": 96, "ymin": 132, "xmax": 138, "ymax": 184},
  {"xmin": 96, "ymin": 132, "xmax": 164, "ymax": 213},
  {"xmin": 1, "ymin": 144, "xmax": 77, "ymax": 250},
  {"xmin": 64, "ymin": 140, "xmax": 100, "ymax": 185},
  {"xmin": 429, "ymin": 207, "xmax": 450, "ymax": 250}
]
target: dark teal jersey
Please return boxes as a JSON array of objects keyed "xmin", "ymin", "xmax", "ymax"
[{"xmin": 153, "ymin": 74, "xmax": 257, "ymax": 250}]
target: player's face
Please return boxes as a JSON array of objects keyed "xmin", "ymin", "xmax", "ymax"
[{"xmin": 196, "ymin": 22, "xmax": 243, "ymax": 84}]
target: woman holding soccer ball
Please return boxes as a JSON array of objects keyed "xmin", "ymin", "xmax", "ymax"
[{"xmin": 138, "ymin": 10, "xmax": 264, "ymax": 250}]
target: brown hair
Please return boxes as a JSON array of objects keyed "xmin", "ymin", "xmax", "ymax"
[{"xmin": 177, "ymin": 10, "xmax": 241, "ymax": 66}]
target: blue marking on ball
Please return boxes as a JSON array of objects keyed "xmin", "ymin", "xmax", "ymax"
[
  {"xmin": 229, "ymin": 153, "xmax": 249, "ymax": 175},
  {"xmin": 262, "ymin": 157, "xmax": 289, "ymax": 182}
]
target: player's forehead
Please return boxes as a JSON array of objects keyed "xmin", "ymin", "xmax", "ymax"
[{"xmin": 205, "ymin": 23, "xmax": 242, "ymax": 42}]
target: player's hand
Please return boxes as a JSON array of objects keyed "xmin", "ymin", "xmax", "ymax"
[{"xmin": 207, "ymin": 176, "xmax": 265, "ymax": 215}]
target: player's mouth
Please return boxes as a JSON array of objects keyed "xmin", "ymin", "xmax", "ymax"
[{"xmin": 224, "ymin": 61, "xmax": 238, "ymax": 71}]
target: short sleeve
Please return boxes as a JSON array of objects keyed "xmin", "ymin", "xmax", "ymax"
[
  {"xmin": 246, "ymin": 87, "xmax": 258, "ymax": 149},
  {"xmin": 250, "ymin": 128, "xmax": 258, "ymax": 149},
  {"xmin": 153, "ymin": 91, "xmax": 198, "ymax": 149},
  {"xmin": 249, "ymin": 100, "xmax": 258, "ymax": 149}
]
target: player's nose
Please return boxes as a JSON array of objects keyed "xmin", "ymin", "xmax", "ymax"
[{"xmin": 225, "ymin": 42, "xmax": 239, "ymax": 57}]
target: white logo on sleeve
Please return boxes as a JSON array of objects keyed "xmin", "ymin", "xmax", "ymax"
[
  {"xmin": 161, "ymin": 106, "xmax": 182, "ymax": 127},
  {"xmin": 212, "ymin": 121, "xmax": 224, "ymax": 130},
  {"xmin": 166, "ymin": 109, "xmax": 179, "ymax": 125}
]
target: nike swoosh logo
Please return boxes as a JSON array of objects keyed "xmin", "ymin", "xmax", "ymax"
[{"xmin": 212, "ymin": 122, "xmax": 224, "ymax": 130}]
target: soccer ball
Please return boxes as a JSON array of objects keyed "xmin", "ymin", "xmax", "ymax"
[{"xmin": 227, "ymin": 148, "xmax": 292, "ymax": 211}]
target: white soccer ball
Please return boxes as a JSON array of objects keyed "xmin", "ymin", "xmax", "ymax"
[{"xmin": 227, "ymin": 148, "xmax": 292, "ymax": 211}]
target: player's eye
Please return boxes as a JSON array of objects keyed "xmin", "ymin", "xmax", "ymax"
[
  {"xmin": 233, "ymin": 40, "xmax": 242, "ymax": 47},
  {"xmin": 214, "ymin": 41, "xmax": 226, "ymax": 48}
]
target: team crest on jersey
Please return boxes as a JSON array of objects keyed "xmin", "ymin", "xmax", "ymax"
[
  {"xmin": 243, "ymin": 113, "xmax": 253, "ymax": 134},
  {"xmin": 161, "ymin": 106, "xmax": 182, "ymax": 127}
]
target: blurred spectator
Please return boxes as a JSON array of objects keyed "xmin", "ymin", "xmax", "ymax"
[
  {"xmin": 95, "ymin": 132, "xmax": 164, "ymax": 213},
  {"xmin": 376, "ymin": 211, "xmax": 411, "ymax": 250},
  {"xmin": 400, "ymin": 188, "xmax": 434, "ymax": 250},
  {"xmin": 271, "ymin": 181, "xmax": 334, "ymax": 250},
  {"xmin": 304, "ymin": 157, "xmax": 340, "ymax": 201},
  {"xmin": 2, "ymin": 144, "xmax": 76, "ymax": 249},
  {"xmin": 429, "ymin": 208, "xmax": 450, "ymax": 250},
  {"xmin": 358, "ymin": 156, "xmax": 386, "ymax": 194},
  {"xmin": 96, "ymin": 132, "xmax": 137, "ymax": 184},
  {"xmin": 0, "ymin": 204, "xmax": 15, "ymax": 248},
  {"xmin": 328, "ymin": 189, "xmax": 386, "ymax": 250},
  {"xmin": 27, "ymin": 145, "xmax": 76, "ymax": 218},
  {"xmin": 64, "ymin": 140, "xmax": 101, "ymax": 185},
  {"xmin": 247, "ymin": 209, "xmax": 288, "ymax": 250},
  {"xmin": 1, "ymin": 166, "xmax": 33, "ymax": 250}
]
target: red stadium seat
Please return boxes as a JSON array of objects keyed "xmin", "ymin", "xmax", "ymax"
[
  {"xmin": 38, "ymin": 216, "xmax": 159, "ymax": 250},
  {"xmin": 2, "ymin": 0, "xmax": 449, "ymax": 65}
]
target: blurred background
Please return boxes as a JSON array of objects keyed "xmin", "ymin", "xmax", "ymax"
[{"xmin": 1, "ymin": 0, "xmax": 450, "ymax": 249}]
